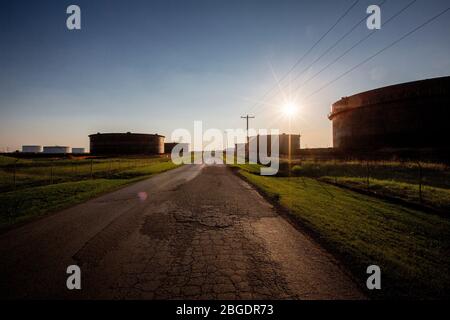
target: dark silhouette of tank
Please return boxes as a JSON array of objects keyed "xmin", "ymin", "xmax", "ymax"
[
  {"xmin": 329, "ymin": 76, "xmax": 450, "ymax": 150},
  {"xmin": 89, "ymin": 132, "xmax": 164, "ymax": 155},
  {"xmin": 234, "ymin": 134, "xmax": 301, "ymax": 159},
  {"xmin": 164, "ymin": 142, "xmax": 190, "ymax": 154},
  {"xmin": 249, "ymin": 134, "xmax": 301, "ymax": 155}
]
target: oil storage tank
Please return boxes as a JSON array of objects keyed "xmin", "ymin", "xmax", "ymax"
[
  {"xmin": 89, "ymin": 132, "xmax": 164, "ymax": 155},
  {"xmin": 72, "ymin": 148, "xmax": 86, "ymax": 154},
  {"xmin": 43, "ymin": 146, "xmax": 70, "ymax": 154},
  {"xmin": 22, "ymin": 145, "xmax": 42, "ymax": 153},
  {"xmin": 328, "ymin": 76, "xmax": 450, "ymax": 150}
]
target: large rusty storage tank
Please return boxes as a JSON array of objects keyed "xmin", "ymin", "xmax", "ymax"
[
  {"xmin": 328, "ymin": 76, "xmax": 450, "ymax": 149},
  {"xmin": 89, "ymin": 132, "xmax": 164, "ymax": 155}
]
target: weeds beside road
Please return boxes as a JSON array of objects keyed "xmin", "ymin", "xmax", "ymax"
[
  {"xmin": 290, "ymin": 160, "xmax": 450, "ymax": 214},
  {"xmin": 0, "ymin": 155, "xmax": 179, "ymax": 228},
  {"xmin": 234, "ymin": 161, "xmax": 450, "ymax": 299},
  {"xmin": 0, "ymin": 155, "xmax": 175, "ymax": 192}
]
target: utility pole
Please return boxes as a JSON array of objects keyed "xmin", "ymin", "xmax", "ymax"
[{"xmin": 240, "ymin": 115, "xmax": 255, "ymax": 147}]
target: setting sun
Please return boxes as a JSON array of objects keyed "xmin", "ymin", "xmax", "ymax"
[{"xmin": 282, "ymin": 102, "xmax": 297, "ymax": 117}]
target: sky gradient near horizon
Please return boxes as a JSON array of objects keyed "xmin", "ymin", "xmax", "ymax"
[{"xmin": 1, "ymin": 0, "xmax": 449, "ymax": 151}]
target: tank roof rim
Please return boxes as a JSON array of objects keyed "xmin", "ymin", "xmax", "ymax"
[
  {"xmin": 329, "ymin": 75, "xmax": 450, "ymax": 120},
  {"xmin": 89, "ymin": 132, "xmax": 165, "ymax": 138}
]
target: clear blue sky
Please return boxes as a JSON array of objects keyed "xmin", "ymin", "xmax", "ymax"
[{"xmin": 1, "ymin": 0, "xmax": 449, "ymax": 151}]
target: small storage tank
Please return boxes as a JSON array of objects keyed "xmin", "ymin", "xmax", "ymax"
[
  {"xmin": 43, "ymin": 146, "xmax": 70, "ymax": 154},
  {"xmin": 22, "ymin": 145, "xmax": 42, "ymax": 153},
  {"xmin": 72, "ymin": 148, "xmax": 86, "ymax": 154}
]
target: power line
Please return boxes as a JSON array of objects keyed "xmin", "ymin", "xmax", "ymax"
[
  {"xmin": 246, "ymin": 0, "xmax": 360, "ymax": 113},
  {"xmin": 252, "ymin": 0, "xmax": 387, "ymax": 116},
  {"xmin": 281, "ymin": 0, "xmax": 387, "ymax": 95},
  {"xmin": 303, "ymin": 6, "xmax": 450, "ymax": 101},
  {"xmin": 294, "ymin": 0, "xmax": 418, "ymax": 94}
]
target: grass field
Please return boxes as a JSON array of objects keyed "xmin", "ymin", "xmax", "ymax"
[
  {"xmin": 0, "ymin": 155, "xmax": 176, "ymax": 192},
  {"xmin": 319, "ymin": 176, "xmax": 450, "ymax": 213},
  {"xmin": 235, "ymin": 164, "xmax": 450, "ymax": 299},
  {"xmin": 289, "ymin": 160, "xmax": 449, "ymax": 187},
  {"xmin": 286, "ymin": 160, "xmax": 450, "ymax": 213},
  {"xmin": 0, "ymin": 155, "xmax": 179, "ymax": 228}
]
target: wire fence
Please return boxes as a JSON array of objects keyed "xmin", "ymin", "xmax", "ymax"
[
  {"xmin": 282, "ymin": 158, "xmax": 450, "ymax": 214},
  {"xmin": 0, "ymin": 157, "xmax": 169, "ymax": 193},
  {"xmin": 2, "ymin": 155, "xmax": 449, "ymax": 214}
]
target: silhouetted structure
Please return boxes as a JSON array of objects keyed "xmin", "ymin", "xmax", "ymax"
[
  {"xmin": 329, "ymin": 76, "xmax": 450, "ymax": 150},
  {"xmin": 89, "ymin": 132, "xmax": 164, "ymax": 155},
  {"xmin": 43, "ymin": 146, "xmax": 70, "ymax": 154},
  {"xmin": 22, "ymin": 145, "xmax": 42, "ymax": 153},
  {"xmin": 250, "ymin": 134, "xmax": 301, "ymax": 156},
  {"xmin": 164, "ymin": 142, "xmax": 190, "ymax": 154},
  {"xmin": 72, "ymin": 148, "xmax": 86, "ymax": 154},
  {"xmin": 234, "ymin": 134, "xmax": 301, "ymax": 158}
]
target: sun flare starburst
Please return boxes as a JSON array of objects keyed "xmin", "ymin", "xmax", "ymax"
[{"xmin": 282, "ymin": 102, "xmax": 297, "ymax": 117}]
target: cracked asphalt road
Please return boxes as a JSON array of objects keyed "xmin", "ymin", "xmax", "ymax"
[{"xmin": 0, "ymin": 164, "xmax": 364, "ymax": 299}]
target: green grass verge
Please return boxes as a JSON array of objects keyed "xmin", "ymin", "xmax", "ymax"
[
  {"xmin": 229, "ymin": 162, "xmax": 263, "ymax": 175},
  {"xmin": 0, "ymin": 156, "xmax": 172, "ymax": 192},
  {"xmin": 0, "ymin": 155, "xmax": 30, "ymax": 165},
  {"xmin": 290, "ymin": 161, "xmax": 450, "ymax": 189},
  {"xmin": 0, "ymin": 160, "xmax": 180, "ymax": 229},
  {"xmin": 239, "ymin": 170, "xmax": 450, "ymax": 299},
  {"xmin": 320, "ymin": 176, "xmax": 450, "ymax": 213},
  {"xmin": 0, "ymin": 179, "xmax": 129, "ymax": 228},
  {"xmin": 110, "ymin": 161, "xmax": 179, "ymax": 179}
]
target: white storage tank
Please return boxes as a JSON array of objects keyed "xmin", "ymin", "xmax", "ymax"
[
  {"xmin": 43, "ymin": 146, "xmax": 70, "ymax": 154},
  {"xmin": 22, "ymin": 145, "xmax": 42, "ymax": 153},
  {"xmin": 72, "ymin": 148, "xmax": 85, "ymax": 154}
]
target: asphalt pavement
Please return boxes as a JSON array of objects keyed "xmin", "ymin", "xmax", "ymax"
[{"xmin": 0, "ymin": 164, "xmax": 364, "ymax": 299}]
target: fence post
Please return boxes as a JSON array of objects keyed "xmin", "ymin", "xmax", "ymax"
[
  {"xmin": 417, "ymin": 161, "xmax": 423, "ymax": 203},
  {"xmin": 90, "ymin": 159, "xmax": 93, "ymax": 179},
  {"xmin": 334, "ymin": 159, "xmax": 337, "ymax": 184},
  {"xmin": 366, "ymin": 160, "xmax": 370, "ymax": 190},
  {"xmin": 50, "ymin": 162, "xmax": 54, "ymax": 184},
  {"xmin": 13, "ymin": 159, "xmax": 18, "ymax": 190}
]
